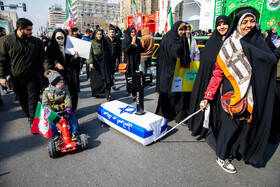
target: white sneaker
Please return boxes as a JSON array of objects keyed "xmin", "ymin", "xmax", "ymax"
[{"xmin": 216, "ymin": 157, "xmax": 237, "ymax": 174}]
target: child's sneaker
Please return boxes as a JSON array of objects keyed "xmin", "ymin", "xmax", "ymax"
[
  {"xmin": 216, "ymin": 157, "xmax": 236, "ymax": 174},
  {"xmin": 53, "ymin": 136, "xmax": 62, "ymax": 148},
  {"xmin": 71, "ymin": 133, "xmax": 79, "ymax": 142}
]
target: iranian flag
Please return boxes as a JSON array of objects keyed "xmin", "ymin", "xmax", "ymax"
[
  {"xmin": 53, "ymin": 9, "xmax": 62, "ymax": 15},
  {"xmin": 64, "ymin": 0, "xmax": 74, "ymax": 29},
  {"xmin": 132, "ymin": 0, "xmax": 138, "ymax": 30},
  {"xmin": 165, "ymin": 7, "xmax": 173, "ymax": 33},
  {"xmin": 31, "ymin": 102, "xmax": 58, "ymax": 138}
]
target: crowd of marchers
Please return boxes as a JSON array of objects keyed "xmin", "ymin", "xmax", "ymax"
[{"xmin": 0, "ymin": 9, "xmax": 280, "ymax": 174}]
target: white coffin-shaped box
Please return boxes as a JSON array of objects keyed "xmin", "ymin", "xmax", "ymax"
[{"xmin": 98, "ymin": 100, "xmax": 167, "ymax": 145}]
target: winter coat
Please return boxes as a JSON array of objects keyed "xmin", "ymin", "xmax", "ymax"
[
  {"xmin": 140, "ymin": 27, "xmax": 155, "ymax": 56},
  {"xmin": 0, "ymin": 31, "xmax": 51, "ymax": 78},
  {"xmin": 42, "ymin": 86, "xmax": 72, "ymax": 112},
  {"xmin": 104, "ymin": 35, "xmax": 122, "ymax": 58}
]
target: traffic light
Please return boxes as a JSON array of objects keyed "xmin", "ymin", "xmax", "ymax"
[
  {"xmin": 22, "ymin": 3, "xmax": 26, "ymax": 12},
  {"xmin": 0, "ymin": 1, "xmax": 4, "ymax": 11}
]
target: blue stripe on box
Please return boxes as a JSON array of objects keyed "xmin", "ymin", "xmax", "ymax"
[{"xmin": 98, "ymin": 106, "xmax": 167, "ymax": 139}]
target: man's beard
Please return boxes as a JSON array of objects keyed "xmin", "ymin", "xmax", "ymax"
[{"xmin": 22, "ymin": 32, "xmax": 31, "ymax": 39}]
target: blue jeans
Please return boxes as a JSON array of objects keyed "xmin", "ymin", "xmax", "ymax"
[{"xmin": 50, "ymin": 113, "xmax": 79, "ymax": 137}]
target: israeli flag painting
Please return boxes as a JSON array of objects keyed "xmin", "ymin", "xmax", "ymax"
[{"xmin": 98, "ymin": 100, "xmax": 167, "ymax": 145}]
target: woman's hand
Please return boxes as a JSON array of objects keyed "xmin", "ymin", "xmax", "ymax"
[
  {"xmin": 89, "ymin": 64, "xmax": 94, "ymax": 69},
  {"xmin": 132, "ymin": 36, "xmax": 136, "ymax": 45},
  {"xmin": 56, "ymin": 63, "xmax": 64, "ymax": 70},
  {"xmin": 74, "ymin": 51, "xmax": 79, "ymax": 59},
  {"xmin": 200, "ymin": 100, "xmax": 208, "ymax": 111}
]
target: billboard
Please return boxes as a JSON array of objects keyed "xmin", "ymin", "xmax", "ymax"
[{"xmin": 222, "ymin": 0, "xmax": 280, "ymax": 32}]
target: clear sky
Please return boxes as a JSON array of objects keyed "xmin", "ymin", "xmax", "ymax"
[{"xmin": 3, "ymin": 0, "xmax": 119, "ymax": 36}]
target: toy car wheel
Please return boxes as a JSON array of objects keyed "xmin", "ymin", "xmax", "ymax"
[
  {"xmin": 79, "ymin": 134, "xmax": 88, "ymax": 150},
  {"xmin": 47, "ymin": 140, "xmax": 56, "ymax": 158}
]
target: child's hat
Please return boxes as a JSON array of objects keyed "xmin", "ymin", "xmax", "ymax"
[{"xmin": 44, "ymin": 70, "xmax": 63, "ymax": 86}]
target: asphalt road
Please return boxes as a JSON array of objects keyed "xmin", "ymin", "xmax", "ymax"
[{"xmin": 0, "ymin": 70, "xmax": 279, "ymax": 186}]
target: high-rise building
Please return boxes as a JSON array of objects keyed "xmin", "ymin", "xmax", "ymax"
[
  {"xmin": 71, "ymin": 0, "xmax": 120, "ymax": 32},
  {"xmin": 48, "ymin": 4, "xmax": 66, "ymax": 29}
]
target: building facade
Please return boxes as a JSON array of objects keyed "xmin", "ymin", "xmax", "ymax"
[
  {"xmin": 0, "ymin": 11, "xmax": 18, "ymax": 34},
  {"xmin": 71, "ymin": 0, "xmax": 120, "ymax": 32},
  {"xmin": 48, "ymin": 4, "xmax": 67, "ymax": 29},
  {"xmin": 182, "ymin": 0, "xmax": 215, "ymax": 31}
]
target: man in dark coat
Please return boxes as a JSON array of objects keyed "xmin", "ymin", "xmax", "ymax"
[
  {"xmin": 0, "ymin": 18, "xmax": 52, "ymax": 128},
  {"xmin": 105, "ymin": 25, "xmax": 122, "ymax": 90}
]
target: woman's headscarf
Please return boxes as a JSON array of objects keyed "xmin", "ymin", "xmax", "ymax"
[
  {"xmin": 217, "ymin": 10, "xmax": 257, "ymax": 120},
  {"xmin": 163, "ymin": 21, "xmax": 191, "ymax": 64},
  {"xmin": 122, "ymin": 27, "xmax": 135, "ymax": 42},
  {"xmin": 47, "ymin": 28, "xmax": 68, "ymax": 65},
  {"xmin": 94, "ymin": 29, "xmax": 104, "ymax": 41},
  {"xmin": 121, "ymin": 26, "xmax": 138, "ymax": 50},
  {"xmin": 187, "ymin": 15, "xmax": 230, "ymax": 136},
  {"xmin": 217, "ymin": 9, "xmax": 277, "ymax": 165}
]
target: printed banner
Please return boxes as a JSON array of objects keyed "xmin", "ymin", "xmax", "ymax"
[
  {"xmin": 213, "ymin": 0, "xmax": 223, "ymax": 30},
  {"xmin": 159, "ymin": 0, "xmax": 168, "ymax": 33},
  {"xmin": 172, "ymin": 58, "xmax": 200, "ymax": 92}
]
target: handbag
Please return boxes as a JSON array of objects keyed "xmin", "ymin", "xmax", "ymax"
[
  {"xmin": 220, "ymin": 84, "xmax": 247, "ymax": 117},
  {"xmin": 118, "ymin": 63, "xmax": 128, "ymax": 73}
]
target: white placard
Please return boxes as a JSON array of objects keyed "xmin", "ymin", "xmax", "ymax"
[
  {"xmin": 172, "ymin": 77, "xmax": 183, "ymax": 92},
  {"xmin": 65, "ymin": 36, "xmax": 91, "ymax": 59}
]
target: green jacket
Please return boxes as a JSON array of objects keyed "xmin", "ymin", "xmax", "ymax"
[
  {"xmin": 42, "ymin": 87, "xmax": 72, "ymax": 112},
  {"xmin": 0, "ymin": 32, "xmax": 52, "ymax": 78},
  {"xmin": 88, "ymin": 39, "xmax": 103, "ymax": 65}
]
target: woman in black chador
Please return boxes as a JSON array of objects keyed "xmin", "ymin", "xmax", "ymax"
[
  {"xmin": 200, "ymin": 10, "xmax": 277, "ymax": 173},
  {"xmin": 47, "ymin": 29, "xmax": 80, "ymax": 111},
  {"xmin": 88, "ymin": 29, "xmax": 113, "ymax": 101},
  {"xmin": 155, "ymin": 21, "xmax": 191, "ymax": 123},
  {"xmin": 188, "ymin": 15, "xmax": 230, "ymax": 139},
  {"xmin": 121, "ymin": 26, "xmax": 143, "ymax": 100}
]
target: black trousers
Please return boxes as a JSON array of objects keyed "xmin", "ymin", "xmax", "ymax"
[{"xmin": 11, "ymin": 76, "xmax": 41, "ymax": 122}]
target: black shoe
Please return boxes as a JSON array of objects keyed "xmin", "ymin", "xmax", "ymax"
[
  {"xmin": 53, "ymin": 136, "xmax": 62, "ymax": 148},
  {"xmin": 107, "ymin": 95, "xmax": 112, "ymax": 101},
  {"xmin": 71, "ymin": 133, "xmax": 79, "ymax": 142},
  {"xmin": 28, "ymin": 118, "xmax": 32, "ymax": 129}
]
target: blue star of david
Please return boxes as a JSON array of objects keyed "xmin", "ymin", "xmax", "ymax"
[{"xmin": 119, "ymin": 105, "xmax": 136, "ymax": 114}]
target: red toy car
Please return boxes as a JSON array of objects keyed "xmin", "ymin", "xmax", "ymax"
[{"xmin": 47, "ymin": 111, "xmax": 88, "ymax": 158}]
